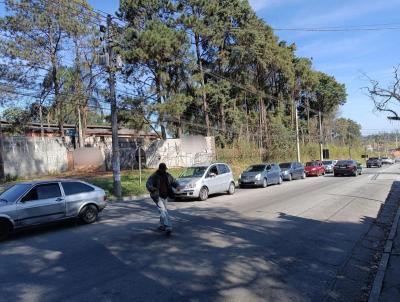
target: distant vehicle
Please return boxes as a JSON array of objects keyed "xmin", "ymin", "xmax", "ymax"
[
  {"xmin": 174, "ymin": 163, "xmax": 235, "ymax": 201},
  {"xmin": 395, "ymin": 157, "xmax": 400, "ymax": 163},
  {"xmin": 239, "ymin": 163, "xmax": 282, "ymax": 188},
  {"xmin": 279, "ymin": 162, "xmax": 306, "ymax": 181},
  {"xmin": 0, "ymin": 180, "xmax": 107, "ymax": 241},
  {"xmin": 366, "ymin": 157, "xmax": 382, "ymax": 168},
  {"xmin": 304, "ymin": 161, "xmax": 325, "ymax": 177},
  {"xmin": 381, "ymin": 157, "xmax": 394, "ymax": 165},
  {"xmin": 334, "ymin": 160, "xmax": 362, "ymax": 176},
  {"xmin": 322, "ymin": 160, "xmax": 338, "ymax": 174}
]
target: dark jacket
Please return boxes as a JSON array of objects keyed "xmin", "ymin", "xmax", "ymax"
[{"xmin": 146, "ymin": 171, "xmax": 179, "ymax": 203}]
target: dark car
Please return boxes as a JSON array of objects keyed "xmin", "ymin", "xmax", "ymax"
[
  {"xmin": 304, "ymin": 161, "xmax": 325, "ymax": 177},
  {"xmin": 334, "ymin": 160, "xmax": 362, "ymax": 177},
  {"xmin": 366, "ymin": 157, "xmax": 382, "ymax": 168},
  {"xmin": 279, "ymin": 162, "xmax": 306, "ymax": 181}
]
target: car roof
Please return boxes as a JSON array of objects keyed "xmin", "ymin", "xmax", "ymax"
[{"xmin": 16, "ymin": 179, "xmax": 86, "ymax": 186}]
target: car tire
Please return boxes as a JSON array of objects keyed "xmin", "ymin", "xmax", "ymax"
[
  {"xmin": 227, "ymin": 182, "xmax": 235, "ymax": 195},
  {"xmin": 262, "ymin": 178, "xmax": 268, "ymax": 188},
  {"xmin": 0, "ymin": 220, "xmax": 11, "ymax": 242},
  {"xmin": 199, "ymin": 187, "xmax": 209, "ymax": 201},
  {"xmin": 80, "ymin": 204, "xmax": 99, "ymax": 224}
]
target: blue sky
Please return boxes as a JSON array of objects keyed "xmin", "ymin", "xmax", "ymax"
[
  {"xmin": 89, "ymin": 0, "xmax": 400, "ymax": 134},
  {"xmin": 2, "ymin": 1, "xmax": 400, "ymax": 134}
]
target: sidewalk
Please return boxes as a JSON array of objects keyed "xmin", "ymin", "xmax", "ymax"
[{"xmin": 379, "ymin": 207, "xmax": 400, "ymax": 301}]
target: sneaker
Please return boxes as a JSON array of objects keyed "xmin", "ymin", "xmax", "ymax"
[
  {"xmin": 165, "ymin": 229, "xmax": 172, "ymax": 236},
  {"xmin": 158, "ymin": 226, "xmax": 166, "ymax": 232}
]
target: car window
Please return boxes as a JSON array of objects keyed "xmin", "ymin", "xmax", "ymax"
[
  {"xmin": 336, "ymin": 160, "xmax": 355, "ymax": 165},
  {"xmin": 217, "ymin": 164, "xmax": 230, "ymax": 174},
  {"xmin": 0, "ymin": 184, "xmax": 31, "ymax": 203},
  {"xmin": 272, "ymin": 164, "xmax": 280, "ymax": 171},
  {"xmin": 22, "ymin": 183, "xmax": 61, "ymax": 202},
  {"xmin": 62, "ymin": 182, "xmax": 94, "ymax": 196},
  {"xmin": 245, "ymin": 165, "xmax": 266, "ymax": 172},
  {"xmin": 179, "ymin": 166, "xmax": 207, "ymax": 178},
  {"xmin": 207, "ymin": 165, "xmax": 219, "ymax": 177},
  {"xmin": 279, "ymin": 163, "xmax": 291, "ymax": 169}
]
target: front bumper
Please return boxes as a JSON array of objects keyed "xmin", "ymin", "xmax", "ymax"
[
  {"xmin": 174, "ymin": 187, "xmax": 201, "ymax": 199},
  {"xmin": 305, "ymin": 170, "xmax": 319, "ymax": 176},
  {"xmin": 238, "ymin": 178, "xmax": 263, "ymax": 186}
]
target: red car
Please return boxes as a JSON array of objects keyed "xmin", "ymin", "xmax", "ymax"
[{"xmin": 305, "ymin": 161, "xmax": 325, "ymax": 177}]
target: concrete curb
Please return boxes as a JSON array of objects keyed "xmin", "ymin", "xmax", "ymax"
[
  {"xmin": 108, "ymin": 194, "xmax": 150, "ymax": 203},
  {"xmin": 368, "ymin": 206, "xmax": 400, "ymax": 302}
]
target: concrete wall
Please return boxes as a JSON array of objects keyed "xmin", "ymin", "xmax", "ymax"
[
  {"xmin": 146, "ymin": 136, "xmax": 216, "ymax": 168},
  {"xmin": 1, "ymin": 137, "xmax": 68, "ymax": 177},
  {"xmin": 0, "ymin": 135, "xmax": 216, "ymax": 178}
]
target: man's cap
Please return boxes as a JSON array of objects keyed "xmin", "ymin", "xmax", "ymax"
[{"xmin": 159, "ymin": 163, "xmax": 167, "ymax": 170}]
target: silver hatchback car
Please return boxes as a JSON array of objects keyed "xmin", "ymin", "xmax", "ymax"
[
  {"xmin": 174, "ymin": 163, "xmax": 235, "ymax": 201},
  {"xmin": 0, "ymin": 180, "xmax": 107, "ymax": 240}
]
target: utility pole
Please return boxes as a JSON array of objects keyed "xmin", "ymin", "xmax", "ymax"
[
  {"xmin": 319, "ymin": 111, "xmax": 323, "ymax": 161},
  {"xmin": 295, "ymin": 102, "xmax": 301, "ymax": 162},
  {"xmin": 107, "ymin": 15, "xmax": 122, "ymax": 198}
]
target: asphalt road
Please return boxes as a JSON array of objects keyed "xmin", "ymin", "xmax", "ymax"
[{"xmin": 2, "ymin": 164, "xmax": 400, "ymax": 302}]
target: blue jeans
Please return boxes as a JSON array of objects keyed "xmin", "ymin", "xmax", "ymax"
[{"xmin": 157, "ymin": 198, "xmax": 172, "ymax": 231}]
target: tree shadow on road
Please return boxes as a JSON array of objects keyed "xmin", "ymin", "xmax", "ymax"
[{"xmin": 2, "ymin": 181, "xmax": 400, "ymax": 302}]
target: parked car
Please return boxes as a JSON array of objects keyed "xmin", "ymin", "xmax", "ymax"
[
  {"xmin": 279, "ymin": 162, "xmax": 306, "ymax": 181},
  {"xmin": 395, "ymin": 157, "xmax": 400, "ymax": 163},
  {"xmin": 366, "ymin": 157, "xmax": 382, "ymax": 168},
  {"xmin": 174, "ymin": 163, "xmax": 235, "ymax": 201},
  {"xmin": 238, "ymin": 163, "xmax": 282, "ymax": 188},
  {"xmin": 334, "ymin": 160, "xmax": 362, "ymax": 176},
  {"xmin": 304, "ymin": 161, "xmax": 325, "ymax": 177},
  {"xmin": 381, "ymin": 157, "xmax": 394, "ymax": 165},
  {"xmin": 0, "ymin": 180, "xmax": 107, "ymax": 241},
  {"xmin": 322, "ymin": 160, "xmax": 338, "ymax": 174}
]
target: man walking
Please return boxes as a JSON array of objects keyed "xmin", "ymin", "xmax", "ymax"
[{"xmin": 146, "ymin": 163, "xmax": 179, "ymax": 235}]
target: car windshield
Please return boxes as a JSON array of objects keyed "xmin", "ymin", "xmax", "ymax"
[
  {"xmin": 323, "ymin": 161, "xmax": 333, "ymax": 165},
  {"xmin": 0, "ymin": 183, "xmax": 31, "ymax": 203},
  {"xmin": 369, "ymin": 157, "xmax": 379, "ymax": 160},
  {"xmin": 279, "ymin": 163, "xmax": 291, "ymax": 169},
  {"xmin": 381, "ymin": 157, "xmax": 388, "ymax": 159},
  {"xmin": 337, "ymin": 160, "xmax": 354, "ymax": 165},
  {"xmin": 245, "ymin": 165, "xmax": 266, "ymax": 172},
  {"xmin": 306, "ymin": 162, "xmax": 318, "ymax": 167},
  {"xmin": 179, "ymin": 166, "xmax": 207, "ymax": 178}
]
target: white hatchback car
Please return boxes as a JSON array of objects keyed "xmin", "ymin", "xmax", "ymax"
[{"xmin": 174, "ymin": 163, "xmax": 235, "ymax": 201}]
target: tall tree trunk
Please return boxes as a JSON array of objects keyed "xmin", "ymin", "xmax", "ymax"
[
  {"xmin": 77, "ymin": 105, "xmax": 84, "ymax": 148},
  {"xmin": 195, "ymin": 33, "xmax": 210, "ymax": 136},
  {"xmin": 220, "ymin": 103, "xmax": 226, "ymax": 133}
]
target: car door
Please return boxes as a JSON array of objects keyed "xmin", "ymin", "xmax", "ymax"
[
  {"xmin": 203, "ymin": 165, "xmax": 219, "ymax": 194},
  {"xmin": 217, "ymin": 164, "xmax": 230, "ymax": 192},
  {"xmin": 16, "ymin": 182, "xmax": 66, "ymax": 227},
  {"xmin": 266, "ymin": 164, "xmax": 274, "ymax": 184}
]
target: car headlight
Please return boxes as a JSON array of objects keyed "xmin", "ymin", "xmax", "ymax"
[
  {"xmin": 283, "ymin": 170, "xmax": 289, "ymax": 175},
  {"xmin": 185, "ymin": 183, "xmax": 197, "ymax": 189},
  {"xmin": 255, "ymin": 174, "xmax": 261, "ymax": 180}
]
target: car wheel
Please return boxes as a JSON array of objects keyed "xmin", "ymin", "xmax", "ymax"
[
  {"xmin": 227, "ymin": 182, "xmax": 235, "ymax": 195},
  {"xmin": 262, "ymin": 178, "xmax": 268, "ymax": 188},
  {"xmin": 80, "ymin": 204, "xmax": 99, "ymax": 224},
  {"xmin": 278, "ymin": 176, "xmax": 283, "ymax": 185},
  {"xmin": 0, "ymin": 220, "xmax": 10, "ymax": 241},
  {"xmin": 199, "ymin": 186, "xmax": 209, "ymax": 201},
  {"xmin": 301, "ymin": 172, "xmax": 306, "ymax": 179}
]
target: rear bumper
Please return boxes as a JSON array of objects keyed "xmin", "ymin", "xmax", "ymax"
[
  {"xmin": 334, "ymin": 169, "xmax": 356, "ymax": 175},
  {"xmin": 305, "ymin": 171, "xmax": 319, "ymax": 176}
]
